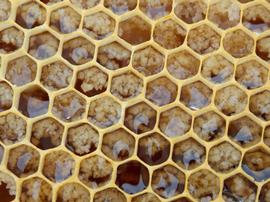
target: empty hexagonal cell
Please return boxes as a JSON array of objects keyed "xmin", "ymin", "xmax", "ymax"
[
  {"xmin": 259, "ymin": 181, "xmax": 270, "ymax": 201},
  {"xmin": 0, "ymin": 81, "xmax": 13, "ymax": 112},
  {"xmin": 75, "ymin": 66, "xmax": 108, "ymax": 97},
  {"xmin": 208, "ymin": 142, "xmax": 241, "ymax": 173},
  {"xmin": 256, "ymin": 35, "xmax": 270, "ymax": 63},
  {"xmin": 153, "ymin": 19, "xmax": 186, "ymax": 49},
  {"xmin": 124, "ymin": 102, "xmax": 156, "ymax": 134},
  {"xmin": 31, "ymin": 118, "xmax": 64, "ymax": 150},
  {"xmin": 88, "ymin": 96, "xmax": 121, "ymax": 128},
  {"xmin": 0, "ymin": 0, "xmax": 11, "ymax": 21},
  {"xmin": 215, "ymin": 85, "xmax": 248, "ymax": 116},
  {"xmin": 6, "ymin": 56, "xmax": 37, "ymax": 86},
  {"xmin": 19, "ymin": 85, "xmax": 49, "ymax": 118},
  {"xmin": 41, "ymin": 61, "xmax": 73, "ymax": 91},
  {"xmin": 159, "ymin": 107, "xmax": 192, "ymax": 138},
  {"xmin": 167, "ymin": 50, "xmax": 200, "ymax": 80},
  {"xmin": 0, "ymin": 113, "xmax": 26, "ymax": 145},
  {"xmin": 0, "ymin": 27, "xmax": 24, "ymax": 54},
  {"xmin": 228, "ymin": 116, "xmax": 262, "ymax": 148},
  {"xmin": 139, "ymin": 0, "xmax": 172, "ymax": 20},
  {"xmin": 264, "ymin": 126, "xmax": 270, "ymax": 147},
  {"xmin": 223, "ymin": 173, "xmax": 257, "ymax": 202},
  {"xmin": 174, "ymin": 0, "xmax": 207, "ymax": 24},
  {"xmin": 138, "ymin": 133, "xmax": 170, "ymax": 166},
  {"xmin": 62, "ymin": 37, "xmax": 95, "ymax": 65},
  {"xmin": 79, "ymin": 155, "xmax": 112, "ymax": 188},
  {"xmin": 201, "ymin": 54, "xmax": 234, "ymax": 84},
  {"xmin": 52, "ymin": 91, "xmax": 86, "ymax": 122},
  {"xmin": 223, "ymin": 29, "xmax": 254, "ymax": 58},
  {"xmin": 172, "ymin": 138, "xmax": 206, "ymax": 170},
  {"xmin": 104, "ymin": 0, "xmax": 137, "ymax": 14},
  {"xmin": 70, "ymin": 0, "xmax": 100, "ymax": 9},
  {"xmin": 102, "ymin": 128, "xmax": 135, "ymax": 161},
  {"xmin": 208, "ymin": 0, "xmax": 240, "ymax": 29},
  {"xmin": 132, "ymin": 193, "xmax": 161, "ymax": 202},
  {"xmin": 250, "ymin": 91, "xmax": 270, "ymax": 121},
  {"xmin": 116, "ymin": 160, "xmax": 149, "ymax": 194},
  {"xmin": 16, "ymin": 1, "xmax": 46, "ymax": 29},
  {"xmin": 188, "ymin": 169, "xmax": 220, "ymax": 201},
  {"xmin": 194, "ymin": 111, "xmax": 226, "ymax": 141},
  {"xmin": 43, "ymin": 150, "xmax": 75, "ymax": 183},
  {"xmin": 97, "ymin": 42, "xmax": 131, "ymax": 70},
  {"xmin": 146, "ymin": 77, "xmax": 177, "ymax": 107},
  {"xmin": 0, "ymin": 171, "xmax": 16, "ymax": 201},
  {"xmin": 236, "ymin": 60, "xmax": 268, "ymax": 89},
  {"xmin": 111, "ymin": 72, "xmax": 143, "ymax": 101},
  {"xmin": 66, "ymin": 123, "xmax": 99, "ymax": 156},
  {"xmin": 243, "ymin": 4, "xmax": 270, "ymax": 33},
  {"xmin": 20, "ymin": 177, "xmax": 52, "ymax": 202},
  {"xmin": 94, "ymin": 188, "xmax": 127, "ymax": 202},
  {"xmin": 118, "ymin": 16, "xmax": 151, "ymax": 45},
  {"xmin": 83, "ymin": 12, "xmax": 115, "ymax": 40},
  {"xmin": 57, "ymin": 183, "xmax": 90, "ymax": 202},
  {"xmin": 7, "ymin": 145, "xmax": 40, "ymax": 177},
  {"xmin": 40, "ymin": 0, "xmax": 63, "ymax": 5},
  {"xmin": 187, "ymin": 24, "xmax": 221, "ymax": 54},
  {"xmin": 180, "ymin": 81, "xmax": 212, "ymax": 110},
  {"xmin": 132, "ymin": 46, "xmax": 164, "ymax": 76}
]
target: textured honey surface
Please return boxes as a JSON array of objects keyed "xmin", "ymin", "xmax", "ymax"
[{"xmin": 1, "ymin": 0, "xmax": 270, "ymax": 201}]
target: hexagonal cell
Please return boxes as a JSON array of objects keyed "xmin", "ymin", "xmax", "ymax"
[
  {"xmin": 167, "ymin": 50, "xmax": 200, "ymax": 80},
  {"xmin": 118, "ymin": 16, "xmax": 151, "ymax": 45},
  {"xmin": 215, "ymin": 85, "xmax": 248, "ymax": 116},
  {"xmin": 174, "ymin": 0, "xmax": 207, "ymax": 24},
  {"xmin": 0, "ymin": 81, "xmax": 13, "ymax": 112},
  {"xmin": 238, "ymin": 0, "xmax": 254, "ymax": 2},
  {"xmin": 75, "ymin": 66, "xmax": 108, "ymax": 97},
  {"xmin": 57, "ymin": 183, "xmax": 90, "ymax": 202},
  {"xmin": 31, "ymin": 117, "xmax": 64, "ymax": 150},
  {"xmin": 187, "ymin": 24, "xmax": 221, "ymax": 54},
  {"xmin": 201, "ymin": 54, "xmax": 234, "ymax": 84},
  {"xmin": 243, "ymin": 4, "xmax": 270, "ymax": 33},
  {"xmin": 223, "ymin": 173, "xmax": 257, "ymax": 202},
  {"xmin": 62, "ymin": 36, "xmax": 95, "ymax": 65},
  {"xmin": 208, "ymin": 142, "xmax": 241, "ymax": 173},
  {"xmin": 0, "ymin": 144, "xmax": 4, "ymax": 164},
  {"xmin": 138, "ymin": 132, "xmax": 170, "ymax": 166},
  {"xmin": 7, "ymin": 145, "xmax": 40, "ymax": 177},
  {"xmin": 194, "ymin": 111, "xmax": 226, "ymax": 141},
  {"xmin": 43, "ymin": 150, "xmax": 75, "ymax": 183},
  {"xmin": 180, "ymin": 81, "xmax": 212, "ymax": 110},
  {"xmin": 19, "ymin": 85, "xmax": 49, "ymax": 118},
  {"xmin": 256, "ymin": 35, "xmax": 270, "ymax": 63},
  {"xmin": 116, "ymin": 160, "xmax": 149, "ymax": 194},
  {"xmin": 188, "ymin": 169, "xmax": 220, "ymax": 201},
  {"xmin": 66, "ymin": 123, "xmax": 99, "ymax": 156},
  {"xmin": 102, "ymin": 128, "xmax": 135, "ymax": 161},
  {"xmin": 242, "ymin": 147, "xmax": 270, "ymax": 181},
  {"xmin": 159, "ymin": 107, "xmax": 192, "ymax": 138},
  {"xmin": 16, "ymin": 1, "xmax": 46, "ymax": 29},
  {"xmin": 0, "ymin": 0, "xmax": 11, "ymax": 22},
  {"xmin": 50, "ymin": 6, "xmax": 81, "ymax": 34},
  {"xmin": 250, "ymin": 90, "xmax": 270, "ymax": 121},
  {"xmin": 40, "ymin": 0, "xmax": 63, "ymax": 5},
  {"xmin": 0, "ymin": 113, "xmax": 26, "ymax": 145},
  {"xmin": 170, "ymin": 197, "xmax": 192, "ymax": 202},
  {"xmin": 228, "ymin": 116, "xmax": 262, "ymax": 148},
  {"xmin": 139, "ymin": 0, "xmax": 172, "ymax": 20},
  {"xmin": 132, "ymin": 193, "xmax": 161, "ymax": 202},
  {"xmin": 94, "ymin": 188, "xmax": 127, "ymax": 202},
  {"xmin": 208, "ymin": 0, "xmax": 240, "ymax": 29},
  {"xmin": 0, "ymin": 27, "xmax": 24, "ymax": 54},
  {"xmin": 97, "ymin": 42, "xmax": 131, "ymax": 70},
  {"xmin": 172, "ymin": 138, "xmax": 206, "ymax": 170},
  {"xmin": 6, "ymin": 56, "xmax": 37, "ymax": 86},
  {"xmin": 88, "ymin": 96, "xmax": 121, "ymax": 128},
  {"xmin": 0, "ymin": 171, "xmax": 16, "ymax": 201},
  {"xmin": 111, "ymin": 72, "xmax": 143, "ymax": 101},
  {"xmin": 153, "ymin": 19, "xmax": 186, "ymax": 49},
  {"xmin": 264, "ymin": 126, "xmax": 270, "ymax": 147},
  {"xmin": 69, "ymin": 0, "xmax": 100, "ymax": 9},
  {"xmin": 41, "ymin": 61, "xmax": 73, "ymax": 91},
  {"xmin": 146, "ymin": 77, "xmax": 177, "ymax": 107},
  {"xmin": 52, "ymin": 91, "xmax": 86, "ymax": 122},
  {"xmin": 223, "ymin": 29, "xmax": 254, "ymax": 58},
  {"xmin": 20, "ymin": 177, "xmax": 52, "ymax": 202},
  {"xmin": 259, "ymin": 181, "xmax": 270, "ymax": 202},
  {"xmin": 236, "ymin": 60, "xmax": 268, "ymax": 89},
  {"xmin": 83, "ymin": 11, "xmax": 115, "ymax": 40},
  {"xmin": 104, "ymin": 0, "xmax": 137, "ymax": 14},
  {"xmin": 79, "ymin": 155, "xmax": 112, "ymax": 188}
]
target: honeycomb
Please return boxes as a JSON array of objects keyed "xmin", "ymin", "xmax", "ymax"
[{"xmin": 1, "ymin": 0, "xmax": 270, "ymax": 201}]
